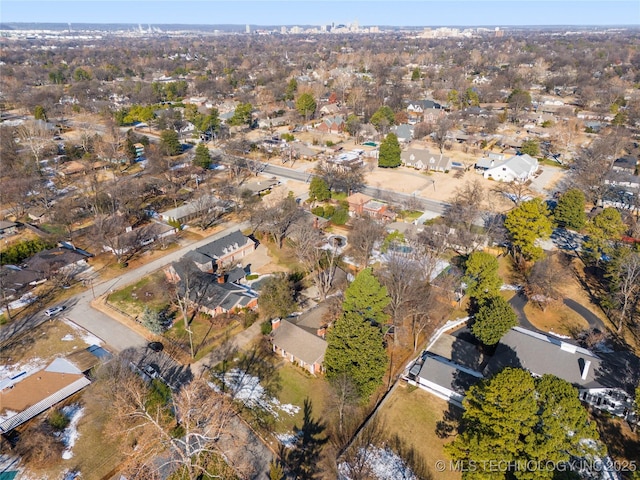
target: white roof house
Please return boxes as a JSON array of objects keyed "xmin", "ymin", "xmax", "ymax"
[{"xmin": 483, "ymin": 154, "xmax": 538, "ymax": 182}]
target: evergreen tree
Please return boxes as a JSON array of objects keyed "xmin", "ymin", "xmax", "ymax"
[
  {"xmin": 324, "ymin": 311, "xmax": 388, "ymax": 399},
  {"xmin": 463, "ymin": 251, "xmax": 502, "ymax": 303},
  {"xmin": 342, "ymin": 268, "xmax": 390, "ymax": 326},
  {"xmin": 229, "ymin": 102, "xmax": 253, "ymax": 127},
  {"xmin": 471, "ymin": 295, "xmax": 517, "ymax": 346},
  {"xmin": 160, "ymin": 129, "xmax": 181, "ymax": 156},
  {"xmin": 370, "ymin": 105, "xmax": 396, "ymax": 131},
  {"xmin": 295, "ymin": 93, "xmax": 316, "ymax": 121},
  {"xmin": 583, "ymin": 207, "xmax": 627, "ymax": 264},
  {"xmin": 193, "ymin": 143, "xmax": 211, "ymax": 169},
  {"xmin": 446, "ymin": 368, "xmax": 603, "ymax": 480},
  {"xmin": 504, "ymin": 198, "xmax": 553, "ymax": 262},
  {"xmin": 378, "ymin": 133, "xmax": 401, "ymax": 168},
  {"xmin": 554, "ymin": 188, "xmax": 586, "ymax": 230},
  {"xmin": 520, "ymin": 139, "xmax": 539, "ymax": 157},
  {"xmin": 309, "ymin": 177, "xmax": 331, "ymax": 202},
  {"xmin": 141, "ymin": 306, "xmax": 163, "ymax": 334}
]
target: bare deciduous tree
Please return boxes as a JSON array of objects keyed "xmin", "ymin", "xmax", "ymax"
[{"xmin": 348, "ymin": 216, "xmax": 385, "ymax": 269}]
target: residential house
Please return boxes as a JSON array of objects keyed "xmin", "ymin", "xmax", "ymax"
[
  {"xmin": 319, "ymin": 104, "xmax": 342, "ymax": 116},
  {"xmin": 407, "ymin": 326, "xmax": 640, "ymax": 423},
  {"xmin": 27, "ymin": 207, "xmax": 52, "ymax": 225},
  {"xmin": 316, "ymin": 115, "xmax": 345, "ymax": 134},
  {"xmin": 159, "ymin": 194, "xmax": 231, "ymax": 226},
  {"xmin": 184, "ymin": 230, "xmax": 256, "ymax": 273},
  {"xmin": 346, "ymin": 192, "xmax": 373, "ymax": 216},
  {"xmin": 406, "ymin": 100, "xmax": 443, "ymax": 125},
  {"xmin": 238, "ymin": 178, "xmax": 281, "ymax": 196},
  {"xmin": 390, "ymin": 124, "xmax": 414, "ymax": 143},
  {"xmin": 401, "ymin": 148, "xmax": 452, "ymax": 172},
  {"xmin": 327, "ymin": 151, "xmax": 364, "ymax": 171},
  {"xmin": 102, "ymin": 222, "xmax": 177, "ymax": 257},
  {"xmin": 0, "ymin": 220, "xmax": 19, "ymax": 237},
  {"xmin": 481, "ymin": 154, "xmax": 539, "ymax": 182},
  {"xmin": 165, "ymin": 258, "xmax": 258, "ymax": 317},
  {"xmin": 2, "ymin": 245, "xmax": 93, "ymax": 300},
  {"xmin": 270, "ymin": 317, "xmax": 327, "ymax": 375},
  {"xmin": 0, "ymin": 358, "xmax": 92, "ymax": 433}
]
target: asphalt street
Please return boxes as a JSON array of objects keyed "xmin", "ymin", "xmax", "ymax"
[{"xmin": 0, "ymin": 220, "xmax": 249, "ymax": 352}]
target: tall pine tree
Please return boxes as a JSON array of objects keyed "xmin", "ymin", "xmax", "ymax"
[{"xmin": 324, "ymin": 268, "xmax": 389, "ymax": 399}]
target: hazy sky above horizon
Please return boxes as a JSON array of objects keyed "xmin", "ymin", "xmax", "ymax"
[{"xmin": 2, "ymin": 0, "xmax": 638, "ymax": 27}]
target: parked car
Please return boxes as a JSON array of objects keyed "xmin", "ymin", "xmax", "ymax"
[
  {"xmin": 143, "ymin": 364, "xmax": 160, "ymax": 379},
  {"xmin": 44, "ymin": 306, "xmax": 65, "ymax": 317},
  {"xmin": 147, "ymin": 341, "xmax": 164, "ymax": 353}
]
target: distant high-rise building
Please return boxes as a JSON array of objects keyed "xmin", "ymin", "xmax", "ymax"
[
  {"xmin": 246, "ymin": 24, "xmax": 250, "ymax": 34},
  {"xmin": 281, "ymin": 26, "xmax": 287, "ymax": 34}
]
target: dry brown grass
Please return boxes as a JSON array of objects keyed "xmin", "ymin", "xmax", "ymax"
[
  {"xmin": 376, "ymin": 384, "xmax": 462, "ymax": 480},
  {"xmin": 523, "ymin": 302, "xmax": 589, "ymax": 337},
  {"xmin": 0, "ymin": 318, "xmax": 99, "ymax": 368}
]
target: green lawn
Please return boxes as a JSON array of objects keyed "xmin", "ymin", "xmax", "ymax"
[
  {"xmin": 106, "ymin": 272, "xmax": 171, "ymax": 317},
  {"xmin": 272, "ymin": 363, "xmax": 330, "ymax": 433}
]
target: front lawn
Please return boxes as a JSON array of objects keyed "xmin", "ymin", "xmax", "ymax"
[{"xmin": 106, "ymin": 271, "xmax": 172, "ymax": 318}]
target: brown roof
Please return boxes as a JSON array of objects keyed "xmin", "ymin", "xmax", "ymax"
[
  {"xmin": 1, "ymin": 370, "xmax": 84, "ymax": 413},
  {"xmin": 346, "ymin": 192, "xmax": 372, "ymax": 206}
]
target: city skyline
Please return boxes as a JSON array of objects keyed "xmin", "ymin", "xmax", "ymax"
[{"xmin": 2, "ymin": 0, "xmax": 639, "ymax": 27}]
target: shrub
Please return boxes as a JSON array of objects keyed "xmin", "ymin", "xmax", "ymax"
[
  {"xmin": 311, "ymin": 206, "xmax": 325, "ymax": 217},
  {"xmin": 326, "ymin": 140, "xmax": 334, "ymax": 147},
  {"xmin": 331, "ymin": 207, "xmax": 349, "ymax": 225},
  {"xmin": 281, "ymin": 133, "xmax": 294, "ymax": 142},
  {"xmin": 323, "ymin": 205, "xmax": 335, "ymax": 218},
  {"xmin": 48, "ymin": 409, "xmax": 70, "ymax": 430},
  {"xmin": 261, "ymin": 320, "xmax": 273, "ymax": 335},
  {"xmin": 246, "ymin": 274, "xmax": 259, "ymax": 281}
]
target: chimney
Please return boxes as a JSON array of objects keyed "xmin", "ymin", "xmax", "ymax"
[
  {"xmin": 271, "ymin": 318, "xmax": 281, "ymax": 330},
  {"xmin": 581, "ymin": 360, "xmax": 591, "ymax": 380},
  {"xmin": 317, "ymin": 327, "xmax": 326, "ymax": 338},
  {"xmin": 217, "ymin": 275, "xmax": 225, "ymax": 284}
]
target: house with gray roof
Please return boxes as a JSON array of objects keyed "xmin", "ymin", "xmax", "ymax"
[
  {"xmin": 270, "ymin": 318, "xmax": 327, "ymax": 376},
  {"xmin": 482, "ymin": 154, "xmax": 538, "ymax": 182},
  {"xmin": 390, "ymin": 124, "xmax": 414, "ymax": 143},
  {"xmin": 406, "ymin": 326, "xmax": 639, "ymax": 422},
  {"xmin": 190, "ymin": 230, "xmax": 256, "ymax": 272},
  {"xmin": 401, "ymin": 148, "xmax": 452, "ymax": 172}
]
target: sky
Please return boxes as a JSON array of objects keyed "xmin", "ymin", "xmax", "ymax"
[{"xmin": 1, "ymin": 0, "xmax": 639, "ymax": 27}]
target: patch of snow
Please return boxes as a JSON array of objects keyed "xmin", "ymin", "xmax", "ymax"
[
  {"xmin": 338, "ymin": 445, "xmax": 417, "ymax": 480},
  {"xmin": 548, "ymin": 330, "xmax": 571, "ymax": 339},
  {"xmin": 592, "ymin": 341, "xmax": 614, "ymax": 354},
  {"xmin": 500, "ymin": 284, "xmax": 522, "ymax": 291},
  {"xmin": 0, "ymin": 409, "xmax": 18, "ymax": 423},
  {"xmin": 60, "ymin": 404, "xmax": 84, "ymax": 460},
  {"xmin": 63, "ymin": 470, "xmax": 81, "ymax": 480},
  {"xmin": 275, "ymin": 432, "xmax": 299, "ymax": 449},
  {"xmin": 8, "ymin": 293, "xmax": 38, "ymax": 310},
  {"xmin": 62, "ymin": 319, "xmax": 103, "ymax": 345},
  {"xmin": 61, "ymin": 334, "xmax": 75, "ymax": 341},
  {"xmin": 214, "ymin": 369, "xmax": 299, "ymax": 419}
]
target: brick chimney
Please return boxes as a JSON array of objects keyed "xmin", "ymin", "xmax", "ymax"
[
  {"xmin": 271, "ymin": 318, "xmax": 281, "ymax": 330},
  {"xmin": 217, "ymin": 274, "xmax": 225, "ymax": 284}
]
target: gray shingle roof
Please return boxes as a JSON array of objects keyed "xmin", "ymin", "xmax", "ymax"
[
  {"xmin": 483, "ymin": 327, "xmax": 603, "ymax": 388},
  {"xmin": 271, "ymin": 320, "xmax": 327, "ymax": 366},
  {"xmin": 417, "ymin": 354, "xmax": 483, "ymax": 395},
  {"xmin": 195, "ymin": 230, "xmax": 252, "ymax": 260}
]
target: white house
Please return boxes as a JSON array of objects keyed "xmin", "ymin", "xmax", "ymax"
[{"xmin": 482, "ymin": 154, "xmax": 538, "ymax": 182}]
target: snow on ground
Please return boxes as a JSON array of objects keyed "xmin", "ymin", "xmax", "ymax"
[
  {"xmin": 60, "ymin": 404, "xmax": 85, "ymax": 460},
  {"xmin": 0, "ymin": 409, "xmax": 18, "ymax": 423},
  {"xmin": 275, "ymin": 432, "xmax": 299, "ymax": 449},
  {"xmin": 61, "ymin": 334, "xmax": 75, "ymax": 341},
  {"xmin": 338, "ymin": 445, "xmax": 417, "ymax": 480},
  {"xmin": 62, "ymin": 319, "xmax": 103, "ymax": 345},
  {"xmin": 7, "ymin": 292, "xmax": 37, "ymax": 310},
  {"xmin": 215, "ymin": 369, "xmax": 300, "ymax": 419}
]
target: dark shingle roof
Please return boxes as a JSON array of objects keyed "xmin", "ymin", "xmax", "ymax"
[
  {"xmin": 195, "ymin": 230, "xmax": 252, "ymax": 260},
  {"xmin": 271, "ymin": 320, "xmax": 327, "ymax": 366}
]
